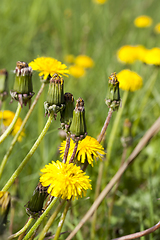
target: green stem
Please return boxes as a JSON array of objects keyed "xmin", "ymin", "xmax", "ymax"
[
  {"xmin": 2, "ymin": 113, "xmax": 53, "ymax": 192},
  {"xmin": 107, "ymin": 90, "xmax": 129, "ymax": 163},
  {"xmin": 23, "ymin": 197, "xmax": 58, "ymax": 240},
  {"xmin": 0, "ymin": 83, "xmax": 45, "ymax": 179},
  {"xmin": 8, "ymin": 218, "xmax": 33, "ymax": 239},
  {"xmin": 53, "ymin": 200, "xmax": 71, "ymax": 240},
  {"xmin": 0, "ymin": 102, "xmax": 22, "ymax": 144},
  {"xmin": 38, "ymin": 199, "xmax": 66, "ymax": 240}
]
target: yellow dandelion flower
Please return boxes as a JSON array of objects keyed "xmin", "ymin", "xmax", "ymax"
[
  {"xmin": 143, "ymin": 48, "xmax": 160, "ymax": 65},
  {"xmin": 154, "ymin": 23, "xmax": 160, "ymax": 34},
  {"xmin": 93, "ymin": 0, "xmax": 108, "ymax": 4},
  {"xmin": 135, "ymin": 45, "xmax": 148, "ymax": 62},
  {"xmin": 60, "ymin": 136, "xmax": 105, "ymax": 167},
  {"xmin": 29, "ymin": 57, "xmax": 69, "ymax": 79},
  {"xmin": 69, "ymin": 65, "xmax": 86, "ymax": 78},
  {"xmin": 40, "ymin": 160, "xmax": 92, "ymax": 200},
  {"xmin": 0, "ymin": 110, "xmax": 25, "ymax": 141},
  {"xmin": 117, "ymin": 45, "xmax": 138, "ymax": 64},
  {"xmin": 75, "ymin": 55, "xmax": 94, "ymax": 68},
  {"xmin": 64, "ymin": 54, "xmax": 75, "ymax": 63},
  {"xmin": 134, "ymin": 15, "xmax": 153, "ymax": 28},
  {"xmin": 117, "ymin": 69, "xmax": 143, "ymax": 92}
]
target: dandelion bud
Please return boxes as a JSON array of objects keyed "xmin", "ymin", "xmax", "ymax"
[
  {"xmin": 25, "ymin": 183, "xmax": 48, "ymax": 218},
  {"xmin": 0, "ymin": 191, "xmax": 11, "ymax": 235},
  {"xmin": 44, "ymin": 74, "xmax": 65, "ymax": 118},
  {"xmin": 121, "ymin": 119, "xmax": 133, "ymax": 148},
  {"xmin": 0, "ymin": 69, "xmax": 8, "ymax": 105},
  {"xmin": 70, "ymin": 97, "xmax": 87, "ymax": 142},
  {"xmin": 105, "ymin": 72, "xmax": 121, "ymax": 111},
  {"xmin": 60, "ymin": 92, "xmax": 75, "ymax": 132},
  {"xmin": 10, "ymin": 61, "xmax": 34, "ymax": 107}
]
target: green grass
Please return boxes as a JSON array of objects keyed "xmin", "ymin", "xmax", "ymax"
[{"xmin": 1, "ymin": 0, "xmax": 160, "ymax": 239}]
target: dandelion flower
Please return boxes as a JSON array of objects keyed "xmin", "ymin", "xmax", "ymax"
[
  {"xmin": 29, "ymin": 57, "xmax": 69, "ymax": 79},
  {"xmin": 75, "ymin": 55, "xmax": 94, "ymax": 68},
  {"xmin": 154, "ymin": 23, "xmax": 160, "ymax": 34},
  {"xmin": 0, "ymin": 110, "xmax": 25, "ymax": 141},
  {"xmin": 143, "ymin": 48, "xmax": 160, "ymax": 66},
  {"xmin": 117, "ymin": 69, "xmax": 143, "ymax": 92},
  {"xmin": 117, "ymin": 45, "xmax": 138, "ymax": 64},
  {"xmin": 69, "ymin": 65, "xmax": 86, "ymax": 78},
  {"xmin": 134, "ymin": 15, "xmax": 152, "ymax": 28},
  {"xmin": 93, "ymin": 0, "xmax": 108, "ymax": 4},
  {"xmin": 60, "ymin": 136, "xmax": 105, "ymax": 166},
  {"xmin": 40, "ymin": 160, "xmax": 92, "ymax": 200}
]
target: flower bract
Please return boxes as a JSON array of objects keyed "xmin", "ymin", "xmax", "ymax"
[
  {"xmin": 134, "ymin": 15, "xmax": 153, "ymax": 28},
  {"xmin": 40, "ymin": 160, "xmax": 92, "ymax": 200},
  {"xmin": 0, "ymin": 110, "xmax": 25, "ymax": 141},
  {"xmin": 117, "ymin": 69, "xmax": 143, "ymax": 92},
  {"xmin": 29, "ymin": 57, "xmax": 69, "ymax": 79},
  {"xmin": 60, "ymin": 136, "xmax": 105, "ymax": 166}
]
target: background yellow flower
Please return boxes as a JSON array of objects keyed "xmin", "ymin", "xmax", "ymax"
[
  {"xmin": 0, "ymin": 110, "xmax": 25, "ymax": 141},
  {"xmin": 134, "ymin": 15, "xmax": 153, "ymax": 28},
  {"xmin": 117, "ymin": 69, "xmax": 143, "ymax": 92},
  {"xmin": 69, "ymin": 65, "xmax": 86, "ymax": 78}
]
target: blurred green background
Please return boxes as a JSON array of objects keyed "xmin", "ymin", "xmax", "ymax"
[{"xmin": 1, "ymin": 0, "xmax": 160, "ymax": 239}]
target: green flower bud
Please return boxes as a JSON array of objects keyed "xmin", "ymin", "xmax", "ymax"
[
  {"xmin": 0, "ymin": 191, "xmax": 11, "ymax": 235},
  {"xmin": 60, "ymin": 92, "xmax": 75, "ymax": 132},
  {"xmin": 44, "ymin": 74, "xmax": 65, "ymax": 118},
  {"xmin": 70, "ymin": 97, "xmax": 87, "ymax": 142},
  {"xmin": 10, "ymin": 61, "xmax": 34, "ymax": 107},
  {"xmin": 0, "ymin": 69, "xmax": 8, "ymax": 105},
  {"xmin": 121, "ymin": 118, "xmax": 133, "ymax": 148},
  {"xmin": 25, "ymin": 183, "xmax": 48, "ymax": 218},
  {"xmin": 105, "ymin": 72, "xmax": 121, "ymax": 111}
]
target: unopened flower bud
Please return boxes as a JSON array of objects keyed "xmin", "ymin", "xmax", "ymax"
[
  {"xmin": 105, "ymin": 72, "xmax": 121, "ymax": 111},
  {"xmin": 70, "ymin": 97, "xmax": 87, "ymax": 142},
  {"xmin": 121, "ymin": 119, "xmax": 133, "ymax": 148},
  {"xmin": 0, "ymin": 191, "xmax": 11, "ymax": 235},
  {"xmin": 60, "ymin": 92, "xmax": 74, "ymax": 132},
  {"xmin": 10, "ymin": 61, "xmax": 34, "ymax": 107},
  {"xmin": 25, "ymin": 183, "xmax": 48, "ymax": 218},
  {"xmin": 0, "ymin": 69, "xmax": 8, "ymax": 105},
  {"xmin": 44, "ymin": 74, "xmax": 65, "ymax": 118}
]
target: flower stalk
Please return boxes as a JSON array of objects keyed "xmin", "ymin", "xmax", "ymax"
[
  {"xmin": 38, "ymin": 199, "xmax": 66, "ymax": 240},
  {"xmin": 0, "ymin": 102, "xmax": 22, "ymax": 144},
  {"xmin": 53, "ymin": 200, "xmax": 71, "ymax": 240},
  {"xmin": 2, "ymin": 112, "xmax": 54, "ymax": 192},
  {"xmin": 23, "ymin": 197, "xmax": 58, "ymax": 240},
  {"xmin": 0, "ymin": 83, "xmax": 45, "ymax": 179}
]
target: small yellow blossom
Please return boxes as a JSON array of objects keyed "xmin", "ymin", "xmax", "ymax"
[
  {"xmin": 69, "ymin": 65, "xmax": 86, "ymax": 78},
  {"xmin": 117, "ymin": 69, "xmax": 143, "ymax": 92},
  {"xmin": 60, "ymin": 136, "xmax": 105, "ymax": 166},
  {"xmin": 117, "ymin": 45, "xmax": 138, "ymax": 64},
  {"xmin": 75, "ymin": 55, "xmax": 94, "ymax": 68},
  {"xmin": 93, "ymin": 0, "xmax": 108, "ymax": 4},
  {"xmin": 143, "ymin": 48, "xmax": 160, "ymax": 65},
  {"xmin": 64, "ymin": 54, "xmax": 75, "ymax": 63},
  {"xmin": 29, "ymin": 57, "xmax": 69, "ymax": 79},
  {"xmin": 40, "ymin": 160, "xmax": 92, "ymax": 200},
  {"xmin": 0, "ymin": 110, "xmax": 25, "ymax": 141},
  {"xmin": 117, "ymin": 45, "xmax": 147, "ymax": 64},
  {"xmin": 154, "ymin": 23, "xmax": 160, "ymax": 34},
  {"xmin": 134, "ymin": 15, "xmax": 153, "ymax": 28}
]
